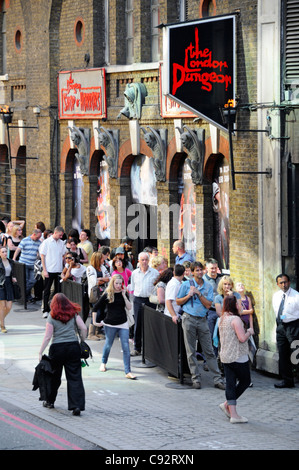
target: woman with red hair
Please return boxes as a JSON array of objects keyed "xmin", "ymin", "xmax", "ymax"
[{"xmin": 39, "ymin": 293, "xmax": 87, "ymax": 416}]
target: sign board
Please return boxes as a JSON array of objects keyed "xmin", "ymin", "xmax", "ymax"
[
  {"xmin": 58, "ymin": 68, "xmax": 106, "ymax": 119},
  {"xmin": 163, "ymin": 15, "xmax": 236, "ymax": 130}
]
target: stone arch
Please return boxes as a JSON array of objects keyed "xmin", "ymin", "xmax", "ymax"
[
  {"xmin": 118, "ymin": 138, "xmax": 154, "ymax": 178},
  {"xmin": 204, "ymin": 134, "xmax": 229, "ymax": 182}
]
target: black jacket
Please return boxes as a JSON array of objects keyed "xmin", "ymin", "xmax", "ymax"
[
  {"xmin": 0, "ymin": 258, "xmax": 15, "ymax": 287},
  {"xmin": 32, "ymin": 355, "xmax": 54, "ymax": 401}
]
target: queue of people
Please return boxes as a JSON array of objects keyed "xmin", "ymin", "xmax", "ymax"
[{"xmin": 1, "ymin": 217, "xmax": 298, "ymax": 422}]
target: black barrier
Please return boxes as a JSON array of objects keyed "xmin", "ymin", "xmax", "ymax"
[
  {"xmin": 60, "ymin": 279, "xmax": 89, "ymax": 322},
  {"xmin": 13, "ymin": 261, "xmax": 27, "ymax": 309},
  {"xmin": 142, "ymin": 305, "xmax": 190, "ymax": 384}
]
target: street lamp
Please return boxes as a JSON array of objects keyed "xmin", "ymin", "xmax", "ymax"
[{"xmin": 219, "ymin": 101, "xmax": 238, "ymax": 190}]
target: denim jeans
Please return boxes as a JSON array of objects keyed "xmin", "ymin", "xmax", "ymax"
[
  {"xmin": 223, "ymin": 360, "xmax": 251, "ymax": 405},
  {"xmin": 102, "ymin": 325, "xmax": 131, "ymax": 374},
  {"xmin": 25, "ymin": 265, "xmax": 36, "ymax": 299}
]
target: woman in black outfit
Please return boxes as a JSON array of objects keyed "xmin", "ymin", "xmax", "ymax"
[{"xmin": 0, "ymin": 246, "xmax": 17, "ymax": 333}]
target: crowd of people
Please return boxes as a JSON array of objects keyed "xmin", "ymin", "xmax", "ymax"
[{"xmin": 1, "ymin": 216, "xmax": 298, "ymax": 421}]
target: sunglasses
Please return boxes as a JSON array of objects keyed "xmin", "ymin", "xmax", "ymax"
[{"xmin": 65, "ymin": 257, "xmax": 73, "ymax": 260}]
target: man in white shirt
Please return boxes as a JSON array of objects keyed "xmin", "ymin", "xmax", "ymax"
[
  {"xmin": 39, "ymin": 226, "xmax": 66, "ymax": 318},
  {"xmin": 272, "ymin": 273, "xmax": 299, "ymax": 388},
  {"xmin": 130, "ymin": 252, "xmax": 159, "ymax": 355},
  {"xmin": 164, "ymin": 264, "xmax": 185, "ymax": 323}
]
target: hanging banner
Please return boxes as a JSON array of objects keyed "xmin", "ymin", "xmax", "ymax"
[
  {"xmin": 163, "ymin": 15, "xmax": 236, "ymax": 130},
  {"xmin": 58, "ymin": 68, "xmax": 107, "ymax": 119}
]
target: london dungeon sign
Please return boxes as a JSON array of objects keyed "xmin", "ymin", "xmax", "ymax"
[{"xmin": 162, "ymin": 15, "xmax": 236, "ymax": 131}]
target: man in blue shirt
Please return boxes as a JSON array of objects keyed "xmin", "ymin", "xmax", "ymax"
[
  {"xmin": 172, "ymin": 240, "xmax": 194, "ymax": 265},
  {"xmin": 13, "ymin": 229, "xmax": 42, "ymax": 302},
  {"xmin": 176, "ymin": 261, "xmax": 225, "ymax": 390}
]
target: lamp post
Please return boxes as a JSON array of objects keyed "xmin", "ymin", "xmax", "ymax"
[
  {"xmin": 220, "ymin": 103, "xmax": 237, "ymax": 190},
  {"xmin": 0, "ymin": 106, "xmax": 13, "ymax": 169}
]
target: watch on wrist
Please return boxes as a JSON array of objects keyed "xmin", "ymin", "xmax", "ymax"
[{"xmin": 198, "ymin": 292, "xmax": 202, "ymax": 298}]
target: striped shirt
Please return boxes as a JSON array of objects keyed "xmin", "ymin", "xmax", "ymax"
[{"xmin": 18, "ymin": 236, "xmax": 41, "ymax": 266}]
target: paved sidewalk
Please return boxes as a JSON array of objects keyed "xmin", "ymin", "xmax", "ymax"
[{"xmin": 1, "ymin": 301, "xmax": 299, "ymax": 451}]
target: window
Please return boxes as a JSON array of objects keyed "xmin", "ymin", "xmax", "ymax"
[
  {"xmin": 126, "ymin": 0, "xmax": 134, "ymax": 64},
  {"xmin": 200, "ymin": 0, "xmax": 216, "ymax": 18},
  {"xmin": 284, "ymin": 0, "xmax": 299, "ymax": 85},
  {"xmin": 2, "ymin": 2, "xmax": 6, "ymax": 73},
  {"xmin": 74, "ymin": 18, "xmax": 85, "ymax": 46},
  {"xmin": 178, "ymin": 0, "xmax": 188, "ymax": 21},
  {"xmin": 104, "ymin": 0, "xmax": 109, "ymax": 65},
  {"xmin": 151, "ymin": 0, "xmax": 159, "ymax": 62},
  {"xmin": 15, "ymin": 30, "xmax": 22, "ymax": 51}
]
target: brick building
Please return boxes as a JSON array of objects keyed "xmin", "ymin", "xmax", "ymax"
[{"xmin": 0, "ymin": 0, "xmax": 298, "ymax": 373}]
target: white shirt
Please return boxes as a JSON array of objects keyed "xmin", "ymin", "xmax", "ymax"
[
  {"xmin": 131, "ymin": 267, "xmax": 159, "ymax": 297},
  {"xmin": 272, "ymin": 287, "xmax": 299, "ymax": 323},
  {"xmin": 39, "ymin": 236, "xmax": 66, "ymax": 273},
  {"xmin": 70, "ymin": 264, "xmax": 86, "ymax": 283},
  {"xmin": 164, "ymin": 277, "xmax": 182, "ymax": 318}
]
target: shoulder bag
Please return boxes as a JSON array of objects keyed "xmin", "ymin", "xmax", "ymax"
[
  {"xmin": 149, "ymin": 285, "xmax": 159, "ymax": 305},
  {"xmin": 126, "ymin": 306, "xmax": 135, "ymax": 328}
]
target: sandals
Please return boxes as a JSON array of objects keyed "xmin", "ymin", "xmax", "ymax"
[
  {"xmin": 126, "ymin": 372, "xmax": 137, "ymax": 380},
  {"xmin": 99, "ymin": 363, "xmax": 107, "ymax": 372}
]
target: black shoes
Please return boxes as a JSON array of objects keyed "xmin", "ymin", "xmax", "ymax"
[
  {"xmin": 43, "ymin": 401, "xmax": 54, "ymax": 409},
  {"xmin": 274, "ymin": 380, "xmax": 294, "ymax": 388},
  {"xmin": 130, "ymin": 350, "xmax": 141, "ymax": 356},
  {"xmin": 72, "ymin": 408, "xmax": 81, "ymax": 416}
]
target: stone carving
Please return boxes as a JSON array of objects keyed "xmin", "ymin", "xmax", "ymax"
[
  {"xmin": 117, "ymin": 82, "xmax": 148, "ymax": 120},
  {"xmin": 141, "ymin": 126, "xmax": 167, "ymax": 182},
  {"xmin": 68, "ymin": 125, "xmax": 90, "ymax": 175},
  {"xmin": 176, "ymin": 125, "xmax": 205, "ymax": 185},
  {"xmin": 96, "ymin": 127, "xmax": 119, "ymax": 179}
]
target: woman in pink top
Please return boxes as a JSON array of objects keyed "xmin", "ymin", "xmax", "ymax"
[{"xmin": 111, "ymin": 257, "xmax": 132, "ymax": 286}]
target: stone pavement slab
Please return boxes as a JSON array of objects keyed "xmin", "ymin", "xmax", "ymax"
[{"xmin": 1, "ymin": 302, "xmax": 299, "ymax": 451}]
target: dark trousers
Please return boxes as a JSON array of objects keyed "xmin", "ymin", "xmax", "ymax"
[
  {"xmin": 48, "ymin": 342, "xmax": 85, "ymax": 411},
  {"xmin": 276, "ymin": 319, "xmax": 299, "ymax": 384},
  {"xmin": 133, "ymin": 296, "xmax": 155, "ymax": 352},
  {"xmin": 223, "ymin": 360, "xmax": 251, "ymax": 406},
  {"xmin": 43, "ymin": 272, "xmax": 61, "ymax": 313}
]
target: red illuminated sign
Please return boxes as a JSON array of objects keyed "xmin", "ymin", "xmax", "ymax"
[
  {"xmin": 164, "ymin": 15, "xmax": 236, "ymax": 130},
  {"xmin": 58, "ymin": 68, "xmax": 106, "ymax": 120}
]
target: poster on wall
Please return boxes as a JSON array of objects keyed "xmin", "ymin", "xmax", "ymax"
[
  {"xmin": 163, "ymin": 14, "xmax": 236, "ymax": 130},
  {"xmin": 131, "ymin": 155, "xmax": 158, "ymax": 206},
  {"xmin": 95, "ymin": 160, "xmax": 111, "ymax": 245},
  {"xmin": 72, "ymin": 160, "xmax": 83, "ymax": 232},
  {"xmin": 212, "ymin": 158, "xmax": 230, "ymax": 272},
  {"xmin": 178, "ymin": 160, "xmax": 196, "ymax": 259}
]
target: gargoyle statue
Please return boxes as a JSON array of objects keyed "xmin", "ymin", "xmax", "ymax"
[
  {"xmin": 68, "ymin": 125, "xmax": 90, "ymax": 176},
  {"xmin": 141, "ymin": 126, "xmax": 167, "ymax": 182},
  {"xmin": 176, "ymin": 125, "xmax": 205, "ymax": 185},
  {"xmin": 117, "ymin": 82, "xmax": 148, "ymax": 120},
  {"xmin": 96, "ymin": 127, "xmax": 119, "ymax": 179}
]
